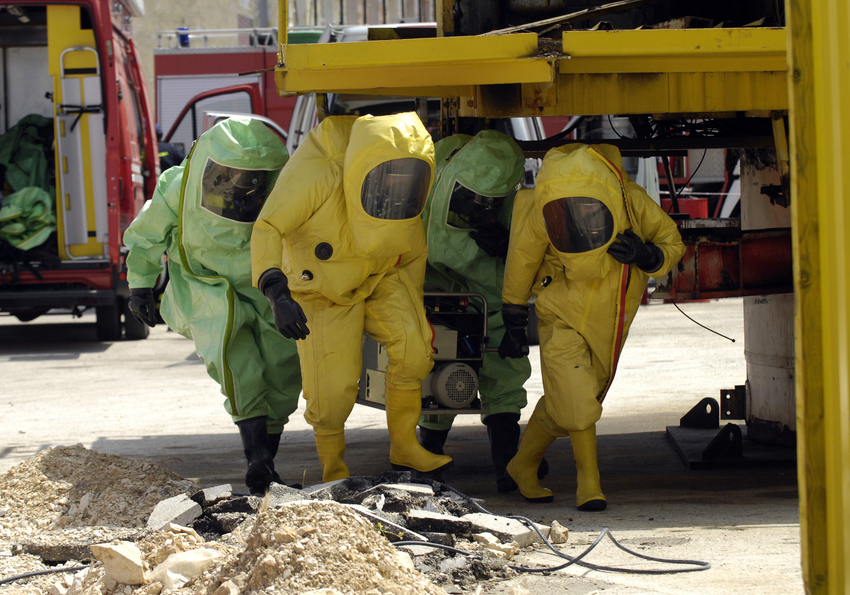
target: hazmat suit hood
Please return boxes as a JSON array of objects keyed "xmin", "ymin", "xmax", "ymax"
[
  {"xmin": 181, "ymin": 117, "xmax": 288, "ymax": 280},
  {"xmin": 343, "ymin": 112, "xmax": 435, "ymax": 259},
  {"xmin": 534, "ymin": 143, "xmax": 630, "ymax": 282},
  {"xmin": 433, "ymin": 133, "xmax": 472, "ymax": 172},
  {"xmin": 438, "ymin": 129, "xmax": 524, "ymax": 231},
  {"xmin": 424, "ymin": 130, "xmax": 525, "ymax": 297}
]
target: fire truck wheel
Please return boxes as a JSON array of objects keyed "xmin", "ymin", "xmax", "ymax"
[
  {"xmin": 122, "ymin": 298, "xmax": 150, "ymax": 341},
  {"xmin": 95, "ymin": 303, "xmax": 122, "ymax": 342}
]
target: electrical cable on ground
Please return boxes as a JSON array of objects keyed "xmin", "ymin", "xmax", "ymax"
[
  {"xmin": 0, "ymin": 563, "xmax": 97, "ymax": 586},
  {"xmin": 390, "ymin": 480, "xmax": 711, "ymax": 575}
]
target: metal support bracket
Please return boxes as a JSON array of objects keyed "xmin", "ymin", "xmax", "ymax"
[
  {"xmin": 720, "ymin": 385, "xmax": 747, "ymax": 420},
  {"xmin": 679, "ymin": 397, "xmax": 719, "ymax": 429},
  {"xmin": 667, "ymin": 396, "xmax": 795, "ymax": 470},
  {"xmin": 702, "ymin": 423, "xmax": 744, "ymax": 460}
]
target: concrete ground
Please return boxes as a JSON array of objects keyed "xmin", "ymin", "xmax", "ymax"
[{"xmin": 0, "ymin": 297, "xmax": 803, "ymax": 594}]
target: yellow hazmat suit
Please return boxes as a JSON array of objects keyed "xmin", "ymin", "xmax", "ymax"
[
  {"xmin": 502, "ymin": 144, "xmax": 684, "ymax": 509},
  {"xmin": 252, "ymin": 113, "xmax": 452, "ymax": 482}
]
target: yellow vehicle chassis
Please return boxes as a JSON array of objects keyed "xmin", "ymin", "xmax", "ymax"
[{"xmin": 275, "ymin": 27, "xmax": 787, "ymax": 116}]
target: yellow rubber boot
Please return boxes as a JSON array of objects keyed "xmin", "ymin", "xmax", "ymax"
[
  {"xmin": 314, "ymin": 430, "xmax": 350, "ymax": 482},
  {"xmin": 386, "ymin": 387, "xmax": 453, "ymax": 473},
  {"xmin": 569, "ymin": 425, "xmax": 607, "ymax": 511},
  {"xmin": 506, "ymin": 408, "xmax": 557, "ymax": 503}
]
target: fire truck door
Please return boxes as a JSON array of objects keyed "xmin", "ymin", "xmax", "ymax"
[{"xmin": 47, "ymin": 5, "xmax": 108, "ymax": 260}]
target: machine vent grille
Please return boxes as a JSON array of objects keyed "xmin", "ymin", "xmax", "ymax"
[{"xmin": 431, "ymin": 363, "xmax": 478, "ymax": 409}]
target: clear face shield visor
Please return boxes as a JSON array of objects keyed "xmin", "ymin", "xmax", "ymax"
[
  {"xmin": 542, "ymin": 196, "xmax": 615, "ymax": 253},
  {"xmin": 360, "ymin": 158, "xmax": 432, "ymax": 220},
  {"xmin": 446, "ymin": 179, "xmax": 521, "ymax": 230},
  {"xmin": 200, "ymin": 159, "xmax": 276, "ymax": 223}
]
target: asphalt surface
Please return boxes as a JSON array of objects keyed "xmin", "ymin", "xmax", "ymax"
[{"xmin": 0, "ymin": 297, "xmax": 803, "ymax": 594}]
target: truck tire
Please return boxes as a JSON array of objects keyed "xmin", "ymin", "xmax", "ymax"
[
  {"xmin": 122, "ymin": 299, "xmax": 150, "ymax": 340},
  {"xmin": 95, "ymin": 304, "xmax": 122, "ymax": 341}
]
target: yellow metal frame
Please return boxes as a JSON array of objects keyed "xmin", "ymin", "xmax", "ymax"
[
  {"xmin": 789, "ymin": 0, "xmax": 850, "ymax": 591},
  {"xmin": 274, "ymin": 27, "xmax": 787, "ymax": 116},
  {"xmin": 277, "ymin": 33, "xmax": 551, "ymax": 95},
  {"xmin": 558, "ymin": 28, "xmax": 786, "ymax": 73}
]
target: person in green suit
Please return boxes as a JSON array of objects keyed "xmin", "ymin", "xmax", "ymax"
[
  {"xmin": 123, "ymin": 117, "xmax": 302, "ymax": 496},
  {"xmin": 418, "ymin": 129, "xmax": 540, "ymax": 493}
]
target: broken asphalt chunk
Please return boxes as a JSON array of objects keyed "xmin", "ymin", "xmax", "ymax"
[
  {"xmin": 406, "ymin": 509, "xmax": 473, "ymax": 534},
  {"xmin": 189, "ymin": 484, "xmax": 232, "ymax": 507},
  {"xmin": 460, "ymin": 512, "xmax": 549, "ymax": 547},
  {"xmin": 146, "ymin": 494, "xmax": 202, "ymax": 531}
]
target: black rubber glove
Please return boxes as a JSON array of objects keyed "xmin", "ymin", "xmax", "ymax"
[
  {"xmin": 606, "ymin": 228, "xmax": 663, "ymax": 272},
  {"xmin": 127, "ymin": 288, "xmax": 157, "ymax": 328},
  {"xmin": 469, "ymin": 223, "xmax": 510, "ymax": 259},
  {"xmin": 498, "ymin": 304, "xmax": 530, "ymax": 359},
  {"xmin": 259, "ymin": 269, "xmax": 310, "ymax": 340}
]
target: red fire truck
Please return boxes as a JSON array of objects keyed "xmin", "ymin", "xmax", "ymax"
[
  {"xmin": 0, "ymin": 0, "xmax": 158, "ymax": 340},
  {"xmin": 153, "ymin": 27, "xmax": 323, "ymax": 156}
]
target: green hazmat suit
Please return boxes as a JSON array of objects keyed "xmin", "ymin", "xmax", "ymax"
[
  {"xmin": 0, "ymin": 114, "xmax": 55, "ymax": 195},
  {"xmin": 503, "ymin": 143, "xmax": 685, "ymax": 507},
  {"xmin": 123, "ymin": 117, "xmax": 301, "ymax": 434},
  {"xmin": 0, "ymin": 186, "xmax": 56, "ymax": 250},
  {"xmin": 252, "ymin": 112, "xmax": 453, "ymax": 482},
  {"xmin": 419, "ymin": 130, "xmax": 532, "ymax": 431}
]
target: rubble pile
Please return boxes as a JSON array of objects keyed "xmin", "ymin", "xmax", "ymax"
[
  {"xmin": 0, "ymin": 447, "xmax": 563, "ymax": 594},
  {"xmin": 0, "ymin": 444, "xmax": 195, "ymax": 542},
  {"xmin": 192, "ymin": 500, "xmax": 446, "ymax": 594}
]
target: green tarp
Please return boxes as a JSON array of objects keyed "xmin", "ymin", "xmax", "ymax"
[{"xmin": 0, "ymin": 115, "xmax": 56, "ymax": 251}]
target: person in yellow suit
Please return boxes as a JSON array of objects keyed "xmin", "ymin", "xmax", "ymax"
[
  {"xmin": 251, "ymin": 112, "xmax": 453, "ymax": 483},
  {"xmin": 499, "ymin": 143, "xmax": 685, "ymax": 510}
]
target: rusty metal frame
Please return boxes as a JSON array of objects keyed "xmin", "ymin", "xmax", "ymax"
[{"xmin": 654, "ymin": 227, "xmax": 793, "ymax": 300}]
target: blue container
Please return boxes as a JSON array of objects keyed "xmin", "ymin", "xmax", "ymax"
[{"xmin": 177, "ymin": 27, "xmax": 190, "ymax": 48}]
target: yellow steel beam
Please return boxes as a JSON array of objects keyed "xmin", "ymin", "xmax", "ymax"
[
  {"xmin": 278, "ymin": 0, "xmax": 287, "ymax": 46},
  {"xmin": 472, "ymin": 70, "xmax": 787, "ymax": 118},
  {"xmin": 789, "ymin": 0, "xmax": 850, "ymax": 589},
  {"xmin": 275, "ymin": 27, "xmax": 787, "ymax": 117},
  {"xmin": 277, "ymin": 33, "xmax": 553, "ymax": 93},
  {"xmin": 558, "ymin": 28, "xmax": 787, "ymax": 73},
  {"xmin": 324, "ymin": 86, "xmax": 476, "ymax": 98}
]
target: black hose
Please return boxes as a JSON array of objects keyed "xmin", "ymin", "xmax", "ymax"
[
  {"xmin": 0, "ymin": 563, "xmax": 96, "ymax": 586},
  {"xmin": 393, "ymin": 479, "xmax": 711, "ymax": 575}
]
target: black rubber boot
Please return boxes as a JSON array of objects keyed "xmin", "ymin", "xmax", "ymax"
[
  {"xmin": 236, "ymin": 417, "xmax": 276, "ymax": 496},
  {"xmin": 267, "ymin": 432, "xmax": 302, "ymax": 489},
  {"xmin": 268, "ymin": 432, "xmax": 282, "ymax": 459},
  {"xmin": 418, "ymin": 426, "xmax": 450, "ymax": 456},
  {"xmin": 485, "ymin": 413, "xmax": 551, "ymax": 491},
  {"xmin": 268, "ymin": 432, "xmax": 284, "ymax": 486},
  {"xmin": 485, "ymin": 413, "xmax": 521, "ymax": 493}
]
